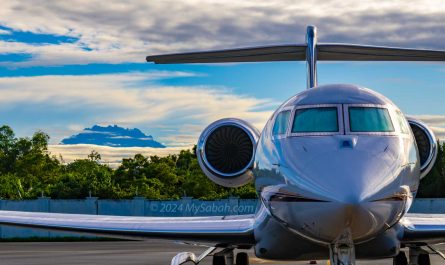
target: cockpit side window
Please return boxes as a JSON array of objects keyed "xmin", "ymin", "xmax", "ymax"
[
  {"xmin": 273, "ymin": 110, "xmax": 290, "ymax": 135},
  {"xmin": 395, "ymin": 110, "xmax": 410, "ymax": 134},
  {"xmin": 292, "ymin": 107, "xmax": 339, "ymax": 133},
  {"xmin": 349, "ymin": 107, "xmax": 394, "ymax": 132}
]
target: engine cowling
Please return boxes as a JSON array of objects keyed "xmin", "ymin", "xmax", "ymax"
[
  {"xmin": 408, "ymin": 118, "xmax": 438, "ymax": 178},
  {"xmin": 196, "ymin": 118, "xmax": 260, "ymax": 187}
]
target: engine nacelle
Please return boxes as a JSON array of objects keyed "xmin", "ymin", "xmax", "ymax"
[
  {"xmin": 196, "ymin": 118, "xmax": 260, "ymax": 187},
  {"xmin": 408, "ymin": 118, "xmax": 438, "ymax": 178}
]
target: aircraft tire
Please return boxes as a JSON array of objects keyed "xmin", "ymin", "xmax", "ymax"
[
  {"xmin": 393, "ymin": 252, "xmax": 407, "ymax": 265},
  {"xmin": 418, "ymin": 254, "xmax": 431, "ymax": 265},
  {"xmin": 213, "ymin": 255, "xmax": 226, "ymax": 265},
  {"xmin": 236, "ymin": 252, "xmax": 249, "ymax": 265}
]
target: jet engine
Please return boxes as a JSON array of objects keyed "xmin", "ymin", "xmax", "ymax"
[
  {"xmin": 196, "ymin": 118, "xmax": 260, "ymax": 187},
  {"xmin": 407, "ymin": 118, "xmax": 438, "ymax": 178}
]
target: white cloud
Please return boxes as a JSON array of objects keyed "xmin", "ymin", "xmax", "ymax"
[
  {"xmin": 0, "ymin": 72, "xmax": 273, "ymax": 147},
  {"xmin": 1, "ymin": 1, "xmax": 445, "ymax": 66},
  {"xmin": 49, "ymin": 144, "xmax": 191, "ymax": 167},
  {"xmin": 430, "ymin": 127, "xmax": 445, "ymax": 141},
  {"xmin": 0, "ymin": 29, "xmax": 11, "ymax": 35},
  {"xmin": 411, "ymin": 115, "xmax": 445, "ymax": 128}
]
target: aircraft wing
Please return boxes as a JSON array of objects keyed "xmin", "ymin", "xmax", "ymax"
[
  {"xmin": 146, "ymin": 45, "xmax": 307, "ymax": 63},
  {"xmin": 400, "ymin": 213, "xmax": 445, "ymax": 244},
  {"xmin": 146, "ymin": 44, "xmax": 445, "ymax": 64},
  {"xmin": 318, "ymin": 44, "xmax": 445, "ymax": 61},
  {"xmin": 0, "ymin": 210, "xmax": 255, "ymax": 246}
]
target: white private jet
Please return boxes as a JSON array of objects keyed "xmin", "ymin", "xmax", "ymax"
[{"xmin": 1, "ymin": 26, "xmax": 445, "ymax": 265}]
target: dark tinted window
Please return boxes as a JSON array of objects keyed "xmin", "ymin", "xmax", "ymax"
[
  {"xmin": 349, "ymin": 107, "xmax": 394, "ymax": 132},
  {"xmin": 292, "ymin": 107, "xmax": 339, "ymax": 133}
]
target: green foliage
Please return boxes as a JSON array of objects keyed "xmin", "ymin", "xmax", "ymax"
[
  {"xmin": 0, "ymin": 126, "xmax": 62, "ymax": 199},
  {"xmin": 0, "ymin": 126, "xmax": 257, "ymax": 200},
  {"xmin": 417, "ymin": 141, "xmax": 445, "ymax": 198},
  {"xmin": 0, "ymin": 173, "xmax": 25, "ymax": 199}
]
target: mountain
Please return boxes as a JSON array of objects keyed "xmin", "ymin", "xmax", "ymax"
[{"xmin": 61, "ymin": 125, "xmax": 166, "ymax": 148}]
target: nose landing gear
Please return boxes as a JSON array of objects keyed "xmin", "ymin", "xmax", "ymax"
[{"xmin": 329, "ymin": 229, "xmax": 355, "ymax": 265}]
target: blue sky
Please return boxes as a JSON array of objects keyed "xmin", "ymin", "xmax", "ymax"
[{"xmin": 0, "ymin": 1, "xmax": 444, "ymax": 161}]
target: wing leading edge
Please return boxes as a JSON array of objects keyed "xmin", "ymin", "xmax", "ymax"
[
  {"xmin": 400, "ymin": 213, "xmax": 445, "ymax": 244},
  {"xmin": 0, "ymin": 210, "xmax": 255, "ymax": 245}
]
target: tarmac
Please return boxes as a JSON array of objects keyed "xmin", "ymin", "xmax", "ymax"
[{"xmin": 0, "ymin": 240, "xmax": 444, "ymax": 265}]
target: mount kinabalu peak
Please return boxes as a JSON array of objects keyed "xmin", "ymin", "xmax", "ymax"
[{"xmin": 61, "ymin": 125, "xmax": 166, "ymax": 148}]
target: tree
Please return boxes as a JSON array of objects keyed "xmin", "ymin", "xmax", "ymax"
[
  {"xmin": 0, "ymin": 125, "xmax": 17, "ymax": 173},
  {"xmin": 57, "ymin": 158, "xmax": 116, "ymax": 199},
  {"xmin": 88, "ymin": 150, "xmax": 101, "ymax": 162},
  {"xmin": 418, "ymin": 142, "xmax": 445, "ymax": 198},
  {"xmin": 0, "ymin": 173, "xmax": 25, "ymax": 199}
]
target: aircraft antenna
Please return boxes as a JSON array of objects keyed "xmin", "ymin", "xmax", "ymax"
[{"xmin": 306, "ymin": 25, "xmax": 317, "ymax": 89}]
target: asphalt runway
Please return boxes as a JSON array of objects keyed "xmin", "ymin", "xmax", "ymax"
[{"xmin": 0, "ymin": 241, "xmax": 444, "ymax": 265}]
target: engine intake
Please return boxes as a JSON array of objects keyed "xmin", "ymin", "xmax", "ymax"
[
  {"xmin": 408, "ymin": 118, "xmax": 438, "ymax": 178},
  {"xmin": 197, "ymin": 118, "xmax": 259, "ymax": 187}
]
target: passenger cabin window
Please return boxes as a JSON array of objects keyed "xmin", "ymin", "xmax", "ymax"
[
  {"xmin": 273, "ymin": 111, "xmax": 290, "ymax": 135},
  {"xmin": 349, "ymin": 107, "xmax": 394, "ymax": 132},
  {"xmin": 395, "ymin": 110, "xmax": 410, "ymax": 134},
  {"xmin": 292, "ymin": 107, "xmax": 338, "ymax": 133}
]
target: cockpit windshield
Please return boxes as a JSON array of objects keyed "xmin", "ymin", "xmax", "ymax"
[
  {"xmin": 292, "ymin": 107, "xmax": 339, "ymax": 133},
  {"xmin": 349, "ymin": 107, "xmax": 394, "ymax": 132}
]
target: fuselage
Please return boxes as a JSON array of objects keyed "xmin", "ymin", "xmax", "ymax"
[{"xmin": 254, "ymin": 84, "xmax": 420, "ymax": 247}]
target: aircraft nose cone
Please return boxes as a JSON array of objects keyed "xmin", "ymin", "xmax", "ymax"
[
  {"xmin": 265, "ymin": 187, "xmax": 405, "ymax": 243},
  {"xmin": 295, "ymin": 201, "xmax": 380, "ymax": 243},
  {"xmin": 271, "ymin": 137, "xmax": 407, "ymax": 243},
  {"xmin": 329, "ymin": 202, "xmax": 378, "ymax": 241}
]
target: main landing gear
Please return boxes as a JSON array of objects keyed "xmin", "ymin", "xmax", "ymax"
[
  {"xmin": 393, "ymin": 252, "xmax": 408, "ymax": 265},
  {"xmin": 212, "ymin": 251, "xmax": 248, "ymax": 265},
  {"xmin": 393, "ymin": 247, "xmax": 432, "ymax": 265},
  {"xmin": 171, "ymin": 247, "xmax": 249, "ymax": 265}
]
